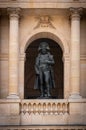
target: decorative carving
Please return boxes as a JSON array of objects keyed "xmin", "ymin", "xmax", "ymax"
[
  {"xmin": 34, "ymin": 15, "xmax": 55, "ymax": 29},
  {"xmin": 70, "ymin": 7, "xmax": 83, "ymax": 19},
  {"xmin": 70, "ymin": 7, "xmax": 83, "ymax": 14}
]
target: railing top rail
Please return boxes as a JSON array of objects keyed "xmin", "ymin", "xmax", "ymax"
[{"xmin": 21, "ymin": 99, "xmax": 68, "ymax": 103}]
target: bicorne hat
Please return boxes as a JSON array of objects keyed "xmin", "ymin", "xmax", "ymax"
[{"xmin": 38, "ymin": 42, "xmax": 50, "ymax": 51}]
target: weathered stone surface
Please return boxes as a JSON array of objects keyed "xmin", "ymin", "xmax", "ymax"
[{"xmin": 0, "ymin": 0, "xmax": 86, "ymax": 127}]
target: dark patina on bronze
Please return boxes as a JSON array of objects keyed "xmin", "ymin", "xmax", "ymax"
[{"xmin": 34, "ymin": 42, "xmax": 55, "ymax": 99}]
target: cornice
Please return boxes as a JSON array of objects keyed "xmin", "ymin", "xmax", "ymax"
[{"xmin": 0, "ymin": 1, "xmax": 86, "ymax": 9}]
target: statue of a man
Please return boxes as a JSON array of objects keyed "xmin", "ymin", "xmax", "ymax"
[{"xmin": 34, "ymin": 42, "xmax": 55, "ymax": 98}]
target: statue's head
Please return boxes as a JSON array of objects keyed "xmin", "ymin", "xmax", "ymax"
[{"xmin": 38, "ymin": 42, "xmax": 50, "ymax": 52}]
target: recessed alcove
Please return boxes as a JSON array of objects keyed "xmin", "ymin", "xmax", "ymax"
[{"xmin": 24, "ymin": 38, "xmax": 64, "ymax": 99}]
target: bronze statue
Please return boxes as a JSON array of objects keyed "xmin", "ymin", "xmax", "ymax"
[{"xmin": 34, "ymin": 42, "xmax": 55, "ymax": 98}]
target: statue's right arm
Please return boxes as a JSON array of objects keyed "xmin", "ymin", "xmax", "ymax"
[{"xmin": 35, "ymin": 57, "xmax": 40, "ymax": 75}]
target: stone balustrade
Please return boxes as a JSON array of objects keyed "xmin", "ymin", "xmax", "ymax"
[
  {"xmin": 0, "ymin": 99, "xmax": 86, "ymax": 125},
  {"xmin": 20, "ymin": 99, "xmax": 69, "ymax": 115}
]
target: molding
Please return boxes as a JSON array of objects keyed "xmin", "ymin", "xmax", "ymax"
[
  {"xmin": 0, "ymin": 54, "xmax": 86, "ymax": 61},
  {"xmin": 0, "ymin": 99, "xmax": 21, "ymax": 103},
  {"xmin": 0, "ymin": 54, "xmax": 8, "ymax": 61},
  {"xmin": 0, "ymin": 1, "xmax": 86, "ymax": 9},
  {"xmin": 80, "ymin": 54, "xmax": 86, "ymax": 61},
  {"xmin": 19, "ymin": 53, "xmax": 25, "ymax": 61}
]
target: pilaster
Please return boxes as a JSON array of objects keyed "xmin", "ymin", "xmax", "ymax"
[
  {"xmin": 7, "ymin": 8, "xmax": 21, "ymax": 99},
  {"xmin": 69, "ymin": 8, "xmax": 83, "ymax": 99}
]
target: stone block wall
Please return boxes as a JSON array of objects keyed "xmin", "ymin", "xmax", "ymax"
[{"xmin": 0, "ymin": 11, "xmax": 86, "ymax": 99}]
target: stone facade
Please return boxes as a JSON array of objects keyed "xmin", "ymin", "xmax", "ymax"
[{"xmin": 0, "ymin": 0, "xmax": 86, "ymax": 129}]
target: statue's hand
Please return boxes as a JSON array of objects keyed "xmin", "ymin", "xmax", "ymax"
[
  {"xmin": 45, "ymin": 60, "xmax": 54, "ymax": 65},
  {"xmin": 36, "ymin": 71, "xmax": 39, "ymax": 75},
  {"xmin": 45, "ymin": 60, "xmax": 51, "ymax": 64},
  {"xmin": 35, "ymin": 68, "xmax": 39, "ymax": 75}
]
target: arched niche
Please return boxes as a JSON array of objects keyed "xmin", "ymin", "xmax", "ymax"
[
  {"xmin": 20, "ymin": 30, "xmax": 69, "ymax": 55},
  {"xmin": 19, "ymin": 30, "xmax": 70, "ymax": 99},
  {"xmin": 24, "ymin": 38, "xmax": 64, "ymax": 99}
]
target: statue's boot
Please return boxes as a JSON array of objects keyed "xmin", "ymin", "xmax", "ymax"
[
  {"xmin": 40, "ymin": 86, "xmax": 44, "ymax": 97},
  {"xmin": 47, "ymin": 87, "xmax": 51, "ymax": 97},
  {"xmin": 40, "ymin": 94, "xmax": 44, "ymax": 97}
]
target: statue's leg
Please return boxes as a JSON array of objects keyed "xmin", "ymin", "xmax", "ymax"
[
  {"xmin": 39, "ymin": 71, "xmax": 44, "ymax": 97},
  {"xmin": 44, "ymin": 71, "xmax": 51, "ymax": 97}
]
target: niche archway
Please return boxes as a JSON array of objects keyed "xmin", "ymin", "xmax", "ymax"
[{"xmin": 24, "ymin": 38, "xmax": 64, "ymax": 99}]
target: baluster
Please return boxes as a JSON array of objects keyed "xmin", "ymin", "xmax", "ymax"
[
  {"xmin": 55, "ymin": 103, "xmax": 58, "ymax": 115},
  {"xmin": 48, "ymin": 103, "xmax": 51, "ymax": 115},
  {"xmin": 56, "ymin": 103, "xmax": 58, "ymax": 115},
  {"xmin": 26, "ymin": 103, "xmax": 28, "ymax": 114},
  {"xmin": 52, "ymin": 103, "xmax": 56, "ymax": 115},
  {"xmin": 59, "ymin": 103, "xmax": 63, "ymax": 115},
  {"xmin": 33, "ymin": 103, "xmax": 36, "ymax": 114},
  {"xmin": 20, "ymin": 103, "xmax": 24, "ymax": 113},
  {"xmin": 43, "ymin": 103, "xmax": 46, "ymax": 114},
  {"xmin": 50, "ymin": 103, "xmax": 52, "ymax": 115},
  {"xmin": 28, "ymin": 103, "xmax": 31, "ymax": 115},
  {"xmin": 45, "ymin": 103, "xmax": 48, "ymax": 115},
  {"xmin": 38, "ymin": 103, "xmax": 41, "ymax": 114},
  {"xmin": 23, "ymin": 103, "xmax": 27, "ymax": 114},
  {"xmin": 57, "ymin": 103, "xmax": 60, "ymax": 115},
  {"xmin": 64, "ymin": 102, "xmax": 69, "ymax": 114},
  {"xmin": 62, "ymin": 103, "xmax": 65, "ymax": 114},
  {"xmin": 31, "ymin": 103, "xmax": 33, "ymax": 114},
  {"xmin": 40, "ymin": 103, "xmax": 43, "ymax": 115},
  {"xmin": 35, "ymin": 103, "xmax": 38, "ymax": 114}
]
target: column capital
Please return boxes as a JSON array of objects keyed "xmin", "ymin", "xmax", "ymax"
[
  {"xmin": 70, "ymin": 7, "xmax": 83, "ymax": 19},
  {"xmin": 7, "ymin": 7, "xmax": 21, "ymax": 18}
]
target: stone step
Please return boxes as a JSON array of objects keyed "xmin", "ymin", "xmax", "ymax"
[{"xmin": 0, "ymin": 125, "xmax": 86, "ymax": 130}]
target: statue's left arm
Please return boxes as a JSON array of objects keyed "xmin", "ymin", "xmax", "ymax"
[{"xmin": 46, "ymin": 54, "xmax": 55, "ymax": 65}]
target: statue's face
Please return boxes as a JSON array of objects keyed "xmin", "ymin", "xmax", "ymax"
[{"xmin": 41, "ymin": 45, "xmax": 47, "ymax": 54}]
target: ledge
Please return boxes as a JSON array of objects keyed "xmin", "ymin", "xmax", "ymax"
[
  {"xmin": 0, "ymin": 1, "xmax": 86, "ymax": 9},
  {"xmin": 0, "ymin": 125, "xmax": 86, "ymax": 130},
  {"xmin": 0, "ymin": 98, "xmax": 86, "ymax": 103},
  {"xmin": 68, "ymin": 98, "xmax": 86, "ymax": 103},
  {"xmin": 0, "ymin": 99, "xmax": 21, "ymax": 103}
]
